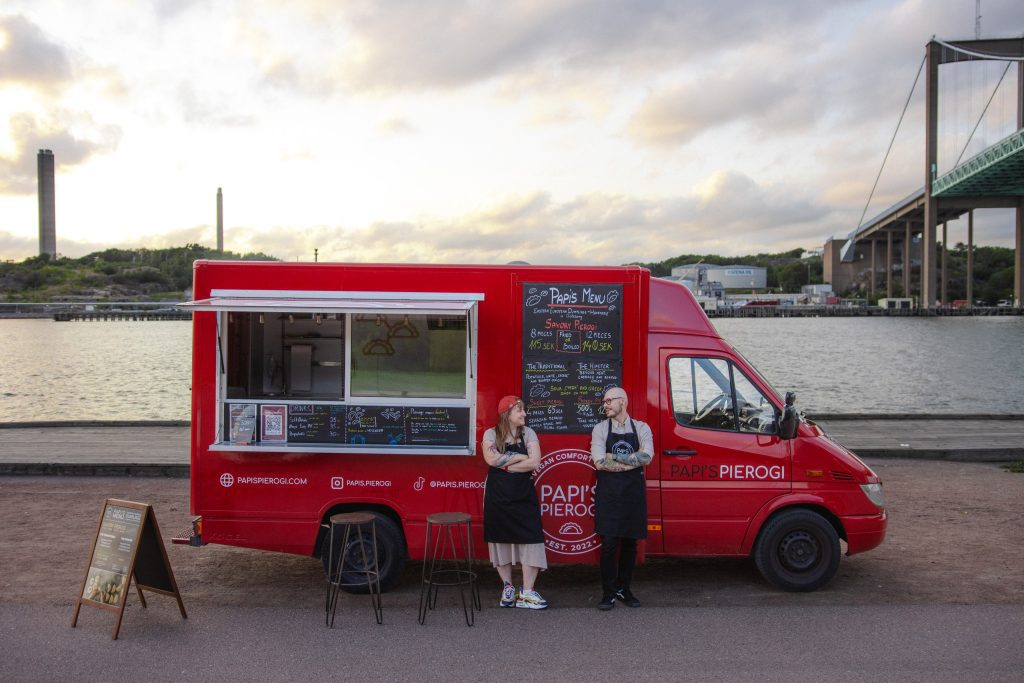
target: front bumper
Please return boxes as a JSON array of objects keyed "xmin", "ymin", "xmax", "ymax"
[{"xmin": 842, "ymin": 508, "xmax": 887, "ymax": 555}]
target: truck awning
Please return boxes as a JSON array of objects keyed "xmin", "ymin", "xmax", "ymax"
[{"xmin": 178, "ymin": 289, "xmax": 483, "ymax": 314}]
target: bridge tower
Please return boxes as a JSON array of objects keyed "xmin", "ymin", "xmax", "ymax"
[{"xmin": 922, "ymin": 38, "xmax": 1024, "ymax": 308}]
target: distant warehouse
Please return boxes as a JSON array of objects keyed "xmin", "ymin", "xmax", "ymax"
[{"xmin": 670, "ymin": 263, "xmax": 767, "ymax": 290}]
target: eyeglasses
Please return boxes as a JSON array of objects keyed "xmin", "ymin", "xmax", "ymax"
[{"xmin": 602, "ymin": 396, "xmax": 624, "ymax": 405}]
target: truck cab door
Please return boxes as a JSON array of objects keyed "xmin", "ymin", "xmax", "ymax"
[{"xmin": 659, "ymin": 351, "xmax": 791, "ymax": 556}]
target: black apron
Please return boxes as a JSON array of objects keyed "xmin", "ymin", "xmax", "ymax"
[
  {"xmin": 483, "ymin": 435, "xmax": 545, "ymax": 544},
  {"xmin": 594, "ymin": 419, "xmax": 648, "ymax": 540}
]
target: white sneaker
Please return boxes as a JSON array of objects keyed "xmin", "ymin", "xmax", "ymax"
[
  {"xmin": 515, "ymin": 589, "xmax": 548, "ymax": 610},
  {"xmin": 500, "ymin": 583, "xmax": 516, "ymax": 607}
]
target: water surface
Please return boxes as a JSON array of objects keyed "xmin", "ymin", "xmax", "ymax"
[{"xmin": 1, "ymin": 316, "xmax": 1021, "ymax": 422}]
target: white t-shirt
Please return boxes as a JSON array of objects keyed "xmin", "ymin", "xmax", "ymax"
[{"xmin": 483, "ymin": 426, "xmax": 539, "ymax": 452}]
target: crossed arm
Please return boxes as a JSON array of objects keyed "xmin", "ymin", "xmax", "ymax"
[
  {"xmin": 482, "ymin": 433, "xmax": 541, "ymax": 473},
  {"xmin": 591, "ymin": 422, "xmax": 654, "ymax": 471}
]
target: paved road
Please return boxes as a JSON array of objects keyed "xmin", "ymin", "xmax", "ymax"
[
  {"xmin": 2, "ymin": 458, "xmax": 1022, "ymax": 680},
  {"xmin": 3, "ymin": 604, "xmax": 1021, "ymax": 681}
]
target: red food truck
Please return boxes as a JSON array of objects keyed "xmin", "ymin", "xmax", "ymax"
[{"xmin": 177, "ymin": 260, "xmax": 886, "ymax": 592}]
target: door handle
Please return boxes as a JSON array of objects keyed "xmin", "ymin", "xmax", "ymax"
[{"xmin": 664, "ymin": 449, "xmax": 697, "ymax": 456}]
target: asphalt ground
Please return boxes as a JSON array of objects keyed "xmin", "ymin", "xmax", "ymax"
[
  {"xmin": 2, "ymin": 455, "xmax": 1022, "ymax": 679},
  {"xmin": 3, "ymin": 604, "xmax": 1022, "ymax": 682}
]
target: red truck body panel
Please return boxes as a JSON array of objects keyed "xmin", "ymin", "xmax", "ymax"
[{"xmin": 186, "ymin": 261, "xmax": 886, "ymax": 574}]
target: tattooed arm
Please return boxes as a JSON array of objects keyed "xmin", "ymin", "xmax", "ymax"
[
  {"xmin": 505, "ymin": 428, "xmax": 541, "ymax": 473},
  {"xmin": 482, "ymin": 429, "xmax": 527, "ymax": 469},
  {"xmin": 590, "ymin": 421, "xmax": 632, "ymax": 472},
  {"xmin": 608, "ymin": 420, "xmax": 654, "ymax": 467}
]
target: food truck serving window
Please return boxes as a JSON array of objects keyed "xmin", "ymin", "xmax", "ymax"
[{"xmin": 180, "ymin": 290, "xmax": 482, "ymax": 455}]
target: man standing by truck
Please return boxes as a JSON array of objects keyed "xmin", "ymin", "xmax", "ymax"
[{"xmin": 590, "ymin": 387, "xmax": 653, "ymax": 610}]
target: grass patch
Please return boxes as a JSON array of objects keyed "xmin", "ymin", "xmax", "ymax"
[{"xmin": 1002, "ymin": 460, "xmax": 1024, "ymax": 473}]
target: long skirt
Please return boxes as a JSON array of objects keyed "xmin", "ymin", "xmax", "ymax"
[{"xmin": 487, "ymin": 541, "xmax": 548, "ymax": 569}]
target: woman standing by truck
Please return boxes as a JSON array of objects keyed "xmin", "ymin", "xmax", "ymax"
[{"xmin": 482, "ymin": 395, "xmax": 549, "ymax": 609}]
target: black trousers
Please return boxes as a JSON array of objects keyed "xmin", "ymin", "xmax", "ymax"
[{"xmin": 600, "ymin": 535, "xmax": 637, "ymax": 596}]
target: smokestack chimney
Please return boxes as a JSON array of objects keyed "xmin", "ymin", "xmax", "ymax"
[
  {"xmin": 38, "ymin": 150, "xmax": 56, "ymax": 258},
  {"xmin": 216, "ymin": 187, "xmax": 224, "ymax": 252}
]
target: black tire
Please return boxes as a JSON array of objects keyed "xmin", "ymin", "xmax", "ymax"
[
  {"xmin": 754, "ymin": 509, "xmax": 840, "ymax": 592},
  {"xmin": 321, "ymin": 512, "xmax": 407, "ymax": 594}
]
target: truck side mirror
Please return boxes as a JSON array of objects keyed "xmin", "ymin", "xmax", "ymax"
[{"xmin": 778, "ymin": 391, "xmax": 799, "ymax": 440}]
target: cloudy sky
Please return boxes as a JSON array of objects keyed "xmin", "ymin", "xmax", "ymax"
[{"xmin": 1, "ymin": 0, "xmax": 1021, "ymax": 265}]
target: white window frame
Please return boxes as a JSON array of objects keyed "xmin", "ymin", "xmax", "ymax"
[{"xmin": 182, "ymin": 289, "xmax": 482, "ymax": 455}]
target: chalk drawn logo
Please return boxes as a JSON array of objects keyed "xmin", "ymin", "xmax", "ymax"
[
  {"xmin": 219, "ymin": 473, "xmax": 234, "ymax": 488},
  {"xmin": 532, "ymin": 448, "xmax": 598, "ymax": 556}
]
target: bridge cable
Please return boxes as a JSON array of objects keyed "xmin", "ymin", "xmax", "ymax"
[
  {"xmin": 953, "ymin": 60, "xmax": 1013, "ymax": 168},
  {"xmin": 856, "ymin": 53, "xmax": 926, "ymax": 231}
]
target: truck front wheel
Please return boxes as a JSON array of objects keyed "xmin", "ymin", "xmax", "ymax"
[
  {"xmin": 322, "ymin": 512, "xmax": 407, "ymax": 594},
  {"xmin": 754, "ymin": 509, "xmax": 840, "ymax": 592}
]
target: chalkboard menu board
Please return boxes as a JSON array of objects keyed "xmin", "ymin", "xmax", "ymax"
[
  {"xmin": 283, "ymin": 403, "xmax": 470, "ymax": 447},
  {"xmin": 288, "ymin": 403, "xmax": 346, "ymax": 443},
  {"xmin": 522, "ymin": 283, "xmax": 623, "ymax": 433},
  {"xmin": 72, "ymin": 499, "xmax": 186, "ymax": 640},
  {"xmin": 523, "ymin": 283, "xmax": 622, "ymax": 358},
  {"xmin": 406, "ymin": 407, "xmax": 470, "ymax": 446}
]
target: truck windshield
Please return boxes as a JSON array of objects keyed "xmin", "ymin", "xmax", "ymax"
[{"xmin": 729, "ymin": 346, "xmax": 782, "ymax": 405}]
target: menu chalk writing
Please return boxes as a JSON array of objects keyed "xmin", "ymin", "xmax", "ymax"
[
  {"xmin": 524, "ymin": 358, "xmax": 621, "ymax": 433},
  {"xmin": 522, "ymin": 283, "xmax": 622, "ymax": 359},
  {"xmin": 288, "ymin": 403, "xmax": 346, "ymax": 443},
  {"xmin": 523, "ymin": 283, "xmax": 624, "ymax": 433},
  {"xmin": 405, "ymin": 407, "xmax": 470, "ymax": 446},
  {"xmin": 346, "ymin": 405, "xmax": 407, "ymax": 445},
  {"xmin": 282, "ymin": 404, "xmax": 470, "ymax": 448}
]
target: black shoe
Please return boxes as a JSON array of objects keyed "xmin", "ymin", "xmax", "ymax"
[
  {"xmin": 597, "ymin": 594, "xmax": 615, "ymax": 611},
  {"xmin": 614, "ymin": 588, "xmax": 641, "ymax": 608}
]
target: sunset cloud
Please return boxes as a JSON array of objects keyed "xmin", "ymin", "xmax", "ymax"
[{"xmin": 0, "ymin": 1, "xmax": 1021, "ymax": 262}]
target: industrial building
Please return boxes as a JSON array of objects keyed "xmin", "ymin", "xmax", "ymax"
[{"xmin": 670, "ymin": 263, "xmax": 768, "ymax": 291}]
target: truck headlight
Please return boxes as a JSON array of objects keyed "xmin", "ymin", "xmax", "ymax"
[{"xmin": 860, "ymin": 483, "xmax": 885, "ymax": 509}]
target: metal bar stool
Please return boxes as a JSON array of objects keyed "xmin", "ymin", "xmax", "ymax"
[
  {"xmin": 417, "ymin": 512, "xmax": 481, "ymax": 626},
  {"xmin": 325, "ymin": 512, "xmax": 383, "ymax": 627}
]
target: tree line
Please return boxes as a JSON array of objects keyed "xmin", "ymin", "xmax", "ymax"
[
  {"xmin": 0, "ymin": 244, "xmax": 277, "ymax": 300},
  {"xmin": 1, "ymin": 243, "xmax": 1015, "ymax": 303}
]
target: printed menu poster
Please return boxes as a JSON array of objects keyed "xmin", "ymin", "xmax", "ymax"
[
  {"xmin": 229, "ymin": 403, "xmax": 257, "ymax": 444},
  {"xmin": 81, "ymin": 504, "xmax": 142, "ymax": 606}
]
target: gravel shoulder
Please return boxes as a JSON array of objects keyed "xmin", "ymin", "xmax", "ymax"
[{"xmin": 3, "ymin": 458, "xmax": 1022, "ymax": 610}]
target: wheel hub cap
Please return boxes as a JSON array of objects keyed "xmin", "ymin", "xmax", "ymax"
[{"xmin": 779, "ymin": 530, "xmax": 819, "ymax": 571}]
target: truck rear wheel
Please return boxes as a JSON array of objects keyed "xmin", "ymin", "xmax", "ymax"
[
  {"xmin": 754, "ymin": 509, "xmax": 840, "ymax": 592},
  {"xmin": 322, "ymin": 512, "xmax": 407, "ymax": 594}
]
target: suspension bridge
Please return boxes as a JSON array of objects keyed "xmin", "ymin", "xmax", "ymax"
[{"xmin": 826, "ymin": 36, "xmax": 1024, "ymax": 309}]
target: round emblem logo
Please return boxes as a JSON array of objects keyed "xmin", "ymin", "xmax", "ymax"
[
  {"xmin": 532, "ymin": 448, "xmax": 598, "ymax": 557},
  {"xmin": 611, "ymin": 440, "xmax": 634, "ymax": 456},
  {"xmin": 219, "ymin": 472, "xmax": 234, "ymax": 488}
]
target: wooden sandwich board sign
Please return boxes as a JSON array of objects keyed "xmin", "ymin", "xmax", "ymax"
[{"xmin": 71, "ymin": 499, "xmax": 187, "ymax": 639}]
